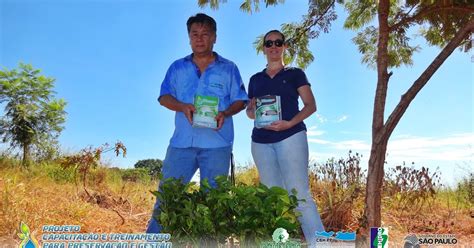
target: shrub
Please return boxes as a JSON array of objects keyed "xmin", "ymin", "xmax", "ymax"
[
  {"xmin": 120, "ymin": 168, "xmax": 151, "ymax": 183},
  {"xmin": 59, "ymin": 142, "xmax": 126, "ymax": 198},
  {"xmin": 43, "ymin": 163, "xmax": 76, "ymax": 184},
  {"xmin": 309, "ymin": 151, "xmax": 366, "ymax": 231},
  {"xmin": 153, "ymin": 176, "xmax": 301, "ymax": 247},
  {"xmin": 384, "ymin": 165, "xmax": 441, "ymax": 213},
  {"xmin": 455, "ymin": 173, "xmax": 473, "ymax": 206},
  {"xmin": 438, "ymin": 172, "xmax": 473, "ymax": 213}
]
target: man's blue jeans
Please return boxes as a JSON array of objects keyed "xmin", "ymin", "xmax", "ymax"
[
  {"xmin": 146, "ymin": 145, "xmax": 232, "ymax": 233},
  {"xmin": 251, "ymin": 131, "xmax": 325, "ymax": 245}
]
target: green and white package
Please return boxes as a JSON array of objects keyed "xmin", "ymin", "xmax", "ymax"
[
  {"xmin": 193, "ymin": 95, "xmax": 219, "ymax": 128},
  {"xmin": 255, "ymin": 95, "xmax": 281, "ymax": 128}
]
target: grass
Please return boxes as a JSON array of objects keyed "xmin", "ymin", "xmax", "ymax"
[
  {"xmin": 0, "ymin": 160, "xmax": 157, "ymax": 247},
  {"xmin": 0, "ymin": 158, "xmax": 472, "ymax": 247}
]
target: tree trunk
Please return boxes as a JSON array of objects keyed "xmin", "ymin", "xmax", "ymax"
[
  {"xmin": 364, "ymin": 139, "xmax": 388, "ymax": 225},
  {"xmin": 362, "ymin": 0, "xmax": 391, "ymax": 233},
  {"xmin": 22, "ymin": 143, "xmax": 30, "ymax": 167}
]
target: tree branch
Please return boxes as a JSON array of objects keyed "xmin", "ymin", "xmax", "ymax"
[
  {"xmin": 390, "ymin": 5, "xmax": 474, "ymax": 32},
  {"xmin": 383, "ymin": 17, "xmax": 474, "ymax": 140},
  {"xmin": 287, "ymin": 0, "xmax": 336, "ymax": 46},
  {"xmin": 303, "ymin": 0, "xmax": 336, "ymax": 34}
]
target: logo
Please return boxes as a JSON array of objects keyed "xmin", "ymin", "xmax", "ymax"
[
  {"xmin": 260, "ymin": 228, "xmax": 300, "ymax": 248},
  {"xmin": 315, "ymin": 231, "xmax": 356, "ymax": 248},
  {"xmin": 18, "ymin": 222, "xmax": 39, "ymax": 248},
  {"xmin": 370, "ymin": 227, "xmax": 388, "ymax": 248},
  {"xmin": 404, "ymin": 234, "xmax": 420, "ymax": 248},
  {"xmin": 316, "ymin": 231, "xmax": 356, "ymax": 241},
  {"xmin": 404, "ymin": 233, "xmax": 457, "ymax": 247},
  {"xmin": 209, "ymin": 82, "xmax": 223, "ymax": 90},
  {"xmin": 272, "ymin": 228, "xmax": 289, "ymax": 243}
]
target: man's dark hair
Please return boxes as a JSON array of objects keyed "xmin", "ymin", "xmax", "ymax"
[
  {"xmin": 187, "ymin": 13, "xmax": 217, "ymax": 33},
  {"xmin": 263, "ymin": 30, "xmax": 286, "ymax": 42}
]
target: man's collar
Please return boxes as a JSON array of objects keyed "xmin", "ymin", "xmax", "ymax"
[{"xmin": 185, "ymin": 52, "xmax": 220, "ymax": 62}]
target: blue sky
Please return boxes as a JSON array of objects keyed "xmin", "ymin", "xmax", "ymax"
[{"xmin": 1, "ymin": 0, "xmax": 472, "ymax": 185}]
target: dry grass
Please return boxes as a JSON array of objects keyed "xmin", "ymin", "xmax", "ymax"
[
  {"xmin": 235, "ymin": 165, "xmax": 259, "ymax": 186},
  {"xmin": 0, "ymin": 163, "xmax": 156, "ymax": 247},
  {"xmin": 1, "ymin": 160, "xmax": 472, "ymax": 247}
]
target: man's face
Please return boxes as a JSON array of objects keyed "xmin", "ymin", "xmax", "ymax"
[{"xmin": 188, "ymin": 23, "xmax": 216, "ymax": 55}]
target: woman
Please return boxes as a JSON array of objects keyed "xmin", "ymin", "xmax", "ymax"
[{"xmin": 246, "ymin": 30, "xmax": 325, "ymax": 244}]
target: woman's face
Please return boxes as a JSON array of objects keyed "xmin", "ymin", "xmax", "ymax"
[{"xmin": 263, "ymin": 32, "xmax": 285, "ymax": 61}]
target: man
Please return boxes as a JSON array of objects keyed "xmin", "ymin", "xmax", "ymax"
[{"xmin": 146, "ymin": 13, "xmax": 248, "ymax": 233}]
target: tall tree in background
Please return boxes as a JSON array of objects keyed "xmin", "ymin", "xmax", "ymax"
[
  {"xmin": 344, "ymin": 0, "xmax": 473, "ymax": 231},
  {"xmin": 0, "ymin": 63, "xmax": 67, "ymax": 166},
  {"xmin": 134, "ymin": 158, "xmax": 163, "ymax": 180},
  {"xmin": 198, "ymin": 0, "xmax": 473, "ymax": 233}
]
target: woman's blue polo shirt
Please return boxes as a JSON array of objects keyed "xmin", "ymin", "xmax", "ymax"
[
  {"xmin": 159, "ymin": 53, "xmax": 248, "ymax": 148},
  {"xmin": 248, "ymin": 67, "xmax": 310, "ymax": 143}
]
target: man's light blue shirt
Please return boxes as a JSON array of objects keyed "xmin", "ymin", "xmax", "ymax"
[{"xmin": 159, "ymin": 53, "xmax": 248, "ymax": 148}]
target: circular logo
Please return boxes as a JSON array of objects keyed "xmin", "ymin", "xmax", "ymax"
[
  {"xmin": 272, "ymin": 228, "xmax": 289, "ymax": 243},
  {"xmin": 404, "ymin": 234, "xmax": 420, "ymax": 248}
]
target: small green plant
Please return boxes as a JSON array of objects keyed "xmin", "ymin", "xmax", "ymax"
[{"xmin": 153, "ymin": 176, "xmax": 301, "ymax": 247}]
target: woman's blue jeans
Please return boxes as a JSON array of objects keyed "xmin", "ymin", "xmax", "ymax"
[{"xmin": 251, "ymin": 131, "xmax": 325, "ymax": 244}]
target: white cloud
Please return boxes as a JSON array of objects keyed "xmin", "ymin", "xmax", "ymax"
[
  {"xmin": 331, "ymin": 140, "xmax": 371, "ymax": 151},
  {"xmin": 308, "ymin": 133, "xmax": 473, "ymax": 163},
  {"xmin": 306, "ymin": 125, "xmax": 325, "ymax": 137},
  {"xmin": 308, "ymin": 125, "xmax": 318, "ymax": 130},
  {"xmin": 316, "ymin": 114, "xmax": 327, "ymax": 123},
  {"xmin": 308, "ymin": 138, "xmax": 371, "ymax": 151},
  {"xmin": 387, "ymin": 133, "xmax": 473, "ymax": 162},
  {"xmin": 308, "ymin": 138, "xmax": 331, "ymax": 144},
  {"xmin": 335, "ymin": 115, "xmax": 348, "ymax": 123},
  {"xmin": 307, "ymin": 130, "xmax": 325, "ymax": 137},
  {"xmin": 313, "ymin": 114, "xmax": 349, "ymax": 124}
]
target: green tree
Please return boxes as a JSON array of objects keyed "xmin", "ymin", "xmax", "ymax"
[
  {"xmin": 198, "ymin": 0, "xmax": 474, "ymax": 234},
  {"xmin": 343, "ymin": 0, "xmax": 473, "ymax": 232},
  {"xmin": 0, "ymin": 63, "xmax": 67, "ymax": 166},
  {"xmin": 134, "ymin": 158, "xmax": 163, "ymax": 179}
]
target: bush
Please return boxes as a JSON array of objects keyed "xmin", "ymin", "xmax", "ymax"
[
  {"xmin": 455, "ymin": 173, "xmax": 473, "ymax": 206},
  {"xmin": 384, "ymin": 165, "xmax": 441, "ymax": 213},
  {"xmin": 309, "ymin": 151, "xmax": 366, "ymax": 231},
  {"xmin": 120, "ymin": 168, "xmax": 151, "ymax": 183},
  {"xmin": 440, "ymin": 172, "xmax": 473, "ymax": 212},
  {"xmin": 43, "ymin": 163, "xmax": 76, "ymax": 184},
  {"xmin": 153, "ymin": 176, "xmax": 301, "ymax": 247},
  {"xmin": 0, "ymin": 153, "xmax": 20, "ymax": 168}
]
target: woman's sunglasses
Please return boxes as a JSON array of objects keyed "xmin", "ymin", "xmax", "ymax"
[{"xmin": 264, "ymin": 39, "xmax": 284, "ymax": 48}]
